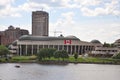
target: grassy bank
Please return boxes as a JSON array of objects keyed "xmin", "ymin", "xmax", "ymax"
[
  {"xmin": 0, "ymin": 56, "xmax": 120, "ymax": 64},
  {"xmin": 0, "ymin": 56, "xmax": 36, "ymax": 63}
]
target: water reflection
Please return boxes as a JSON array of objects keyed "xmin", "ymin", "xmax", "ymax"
[{"xmin": 0, "ymin": 63, "xmax": 120, "ymax": 80}]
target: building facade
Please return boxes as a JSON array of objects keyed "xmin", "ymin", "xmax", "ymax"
[
  {"xmin": 13, "ymin": 35, "xmax": 95, "ymax": 56},
  {"xmin": 91, "ymin": 47, "xmax": 119, "ymax": 55},
  {"xmin": 0, "ymin": 25, "xmax": 29, "ymax": 45},
  {"xmin": 32, "ymin": 11, "xmax": 49, "ymax": 36},
  {"xmin": 114, "ymin": 39, "xmax": 120, "ymax": 49}
]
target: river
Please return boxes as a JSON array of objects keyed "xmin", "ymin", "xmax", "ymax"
[{"xmin": 0, "ymin": 63, "xmax": 120, "ymax": 80}]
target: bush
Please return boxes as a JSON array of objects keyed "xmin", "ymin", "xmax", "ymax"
[
  {"xmin": 37, "ymin": 48, "xmax": 56, "ymax": 61},
  {"xmin": 54, "ymin": 50, "xmax": 69, "ymax": 61},
  {"xmin": 113, "ymin": 52, "xmax": 120, "ymax": 59},
  {"xmin": 74, "ymin": 53, "xmax": 78, "ymax": 60}
]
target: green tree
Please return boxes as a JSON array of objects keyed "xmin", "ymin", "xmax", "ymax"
[
  {"xmin": 60, "ymin": 50, "xmax": 69, "ymax": 61},
  {"xmin": 103, "ymin": 42, "xmax": 111, "ymax": 47},
  {"xmin": 103, "ymin": 42, "xmax": 116, "ymax": 47},
  {"xmin": 54, "ymin": 50, "xmax": 69, "ymax": 61},
  {"xmin": 54, "ymin": 50, "xmax": 61, "ymax": 60},
  {"xmin": 37, "ymin": 48, "xmax": 56, "ymax": 61},
  {"xmin": 113, "ymin": 52, "xmax": 120, "ymax": 59},
  {"xmin": 0, "ymin": 45, "xmax": 10, "ymax": 58},
  {"xmin": 47, "ymin": 48, "xmax": 56, "ymax": 59},
  {"xmin": 74, "ymin": 53, "xmax": 78, "ymax": 61},
  {"xmin": 37, "ymin": 48, "xmax": 47, "ymax": 61}
]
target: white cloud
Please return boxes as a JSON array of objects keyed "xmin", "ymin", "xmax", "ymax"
[
  {"xmin": 50, "ymin": 12, "xmax": 75, "ymax": 36},
  {"xmin": 1, "ymin": 0, "xmax": 120, "ymax": 17},
  {"xmin": 19, "ymin": 2, "xmax": 50, "ymax": 12},
  {"xmin": 74, "ymin": 0, "xmax": 101, "ymax": 6},
  {"xmin": 49, "ymin": 11, "xmax": 120, "ymax": 43},
  {"xmin": 0, "ymin": 0, "xmax": 14, "ymax": 6},
  {"xmin": 80, "ymin": 0, "xmax": 120, "ymax": 16},
  {"xmin": 0, "ymin": 0, "xmax": 22, "ymax": 17},
  {"xmin": 0, "ymin": 5, "xmax": 21, "ymax": 17}
]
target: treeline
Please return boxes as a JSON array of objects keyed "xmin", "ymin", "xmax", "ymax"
[
  {"xmin": 0, "ymin": 45, "xmax": 10, "ymax": 57},
  {"xmin": 37, "ymin": 48, "xmax": 70, "ymax": 61}
]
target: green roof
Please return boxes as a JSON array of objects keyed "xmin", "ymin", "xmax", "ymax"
[{"xmin": 19, "ymin": 35, "xmax": 80, "ymax": 41}]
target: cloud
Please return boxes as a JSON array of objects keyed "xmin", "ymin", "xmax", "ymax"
[
  {"xmin": 0, "ymin": 0, "xmax": 14, "ymax": 6},
  {"xmin": 74, "ymin": 0, "xmax": 101, "ymax": 6},
  {"xmin": 50, "ymin": 12, "xmax": 75, "ymax": 36},
  {"xmin": 80, "ymin": 0, "xmax": 120, "ymax": 16},
  {"xmin": 0, "ymin": 0, "xmax": 22, "ymax": 17},
  {"xmin": 49, "ymin": 11, "xmax": 120, "ymax": 43},
  {"xmin": 0, "ymin": 5, "xmax": 21, "ymax": 17},
  {"xmin": 1, "ymin": 0, "xmax": 120, "ymax": 17},
  {"xmin": 19, "ymin": 2, "xmax": 50, "ymax": 12}
]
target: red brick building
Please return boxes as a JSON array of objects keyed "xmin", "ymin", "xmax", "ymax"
[{"xmin": 0, "ymin": 25, "xmax": 29, "ymax": 46}]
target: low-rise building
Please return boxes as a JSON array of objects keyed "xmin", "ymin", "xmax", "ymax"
[
  {"xmin": 114, "ymin": 39, "xmax": 120, "ymax": 49},
  {"xmin": 11, "ymin": 35, "xmax": 96, "ymax": 56},
  {"xmin": 0, "ymin": 25, "xmax": 29, "ymax": 46},
  {"xmin": 91, "ymin": 47, "xmax": 119, "ymax": 56}
]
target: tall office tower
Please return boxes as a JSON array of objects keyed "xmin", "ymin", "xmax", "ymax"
[{"xmin": 32, "ymin": 11, "xmax": 49, "ymax": 36}]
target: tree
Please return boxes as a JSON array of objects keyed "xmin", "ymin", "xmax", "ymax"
[
  {"xmin": 60, "ymin": 50, "xmax": 69, "ymax": 61},
  {"xmin": 37, "ymin": 48, "xmax": 56, "ymax": 61},
  {"xmin": 54, "ymin": 50, "xmax": 69, "ymax": 61},
  {"xmin": 54, "ymin": 50, "xmax": 61, "ymax": 60},
  {"xmin": 113, "ymin": 52, "xmax": 120, "ymax": 59},
  {"xmin": 47, "ymin": 48, "xmax": 56, "ymax": 59},
  {"xmin": 37, "ymin": 48, "xmax": 47, "ymax": 61},
  {"xmin": 0, "ymin": 45, "xmax": 10, "ymax": 58},
  {"xmin": 74, "ymin": 53, "xmax": 78, "ymax": 61},
  {"xmin": 103, "ymin": 42, "xmax": 116, "ymax": 47},
  {"xmin": 103, "ymin": 42, "xmax": 111, "ymax": 47}
]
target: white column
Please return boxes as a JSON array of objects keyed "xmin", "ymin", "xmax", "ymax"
[
  {"xmin": 58, "ymin": 45, "xmax": 59, "ymax": 51},
  {"xmin": 62, "ymin": 45, "xmax": 64, "ymax": 50},
  {"xmin": 37, "ymin": 45, "xmax": 39, "ymax": 53},
  {"xmin": 75, "ymin": 45, "xmax": 76, "ymax": 53},
  {"xmin": 20, "ymin": 45, "xmax": 22, "ymax": 56},
  {"xmin": 78, "ymin": 46, "xmax": 80, "ymax": 55},
  {"xmin": 67, "ymin": 45, "xmax": 68, "ymax": 52},
  {"xmin": 81, "ymin": 46, "xmax": 83, "ymax": 55},
  {"xmin": 26, "ymin": 45, "xmax": 27, "ymax": 55},
  {"xmin": 17, "ymin": 45, "xmax": 19, "ymax": 55},
  {"xmin": 84, "ymin": 46, "xmax": 86, "ymax": 54},
  {"xmin": 53, "ymin": 45, "xmax": 55, "ymax": 48},
  {"xmin": 43, "ymin": 45, "xmax": 44, "ymax": 48},
  {"xmin": 32, "ymin": 45, "xmax": 33, "ymax": 55},
  {"xmin": 71, "ymin": 45, "xmax": 72, "ymax": 55}
]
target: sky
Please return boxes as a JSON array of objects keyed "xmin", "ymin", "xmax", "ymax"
[{"xmin": 0, "ymin": 0, "xmax": 120, "ymax": 43}]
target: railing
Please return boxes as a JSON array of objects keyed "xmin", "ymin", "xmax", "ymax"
[{"xmin": 91, "ymin": 51, "xmax": 117, "ymax": 54}]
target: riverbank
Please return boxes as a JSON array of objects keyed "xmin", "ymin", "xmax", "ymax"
[{"xmin": 0, "ymin": 56, "xmax": 120, "ymax": 65}]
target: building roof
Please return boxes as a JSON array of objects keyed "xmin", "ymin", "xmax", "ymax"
[
  {"xmin": 19, "ymin": 35, "xmax": 80, "ymax": 41},
  {"xmin": 32, "ymin": 11, "xmax": 48, "ymax": 15},
  {"xmin": 114, "ymin": 39, "xmax": 120, "ymax": 43},
  {"xmin": 91, "ymin": 40, "xmax": 101, "ymax": 44}
]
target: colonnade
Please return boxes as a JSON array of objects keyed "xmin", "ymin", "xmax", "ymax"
[{"xmin": 17, "ymin": 44, "xmax": 94, "ymax": 56}]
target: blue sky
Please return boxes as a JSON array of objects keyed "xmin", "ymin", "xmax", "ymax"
[{"xmin": 0, "ymin": 0, "xmax": 120, "ymax": 43}]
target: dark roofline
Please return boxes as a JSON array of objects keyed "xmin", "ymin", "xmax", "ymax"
[{"xmin": 19, "ymin": 35, "xmax": 80, "ymax": 41}]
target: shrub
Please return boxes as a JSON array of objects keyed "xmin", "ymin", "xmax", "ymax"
[{"xmin": 113, "ymin": 52, "xmax": 120, "ymax": 59}]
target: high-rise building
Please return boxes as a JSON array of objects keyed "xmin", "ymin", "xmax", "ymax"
[{"xmin": 32, "ymin": 11, "xmax": 49, "ymax": 36}]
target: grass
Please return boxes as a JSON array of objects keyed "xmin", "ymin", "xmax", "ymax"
[
  {"xmin": 0, "ymin": 55, "xmax": 120, "ymax": 64},
  {"xmin": 9, "ymin": 55, "xmax": 36, "ymax": 62}
]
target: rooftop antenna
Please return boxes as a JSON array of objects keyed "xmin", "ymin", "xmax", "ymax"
[{"xmin": 53, "ymin": 30, "xmax": 62, "ymax": 36}]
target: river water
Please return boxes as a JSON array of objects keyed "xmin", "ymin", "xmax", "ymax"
[{"xmin": 0, "ymin": 63, "xmax": 120, "ymax": 80}]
